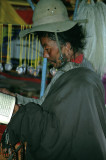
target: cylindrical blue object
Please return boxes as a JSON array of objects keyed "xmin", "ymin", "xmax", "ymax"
[
  {"xmin": 73, "ymin": 0, "xmax": 79, "ymax": 20},
  {"xmin": 40, "ymin": 58, "xmax": 47, "ymax": 98}
]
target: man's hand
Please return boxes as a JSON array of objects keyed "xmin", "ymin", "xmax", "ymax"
[
  {"xmin": 13, "ymin": 104, "xmax": 19, "ymax": 114},
  {"xmin": 0, "ymin": 88, "xmax": 15, "ymax": 96}
]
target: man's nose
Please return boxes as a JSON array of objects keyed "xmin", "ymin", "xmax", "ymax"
[{"xmin": 43, "ymin": 51, "xmax": 49, "ymax": 58}]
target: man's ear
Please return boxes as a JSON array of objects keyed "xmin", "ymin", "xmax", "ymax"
[
  {"xmin": 63, "ymin": 42, "xmax": 72, "ymax": 56},
  {"xmin": 63, "ymin": 42, "xmax": 74, "ymax": 61},
  {"xmin": 61, "ymin": 42, "xmax": 72, "ymax": 59},
  {"xmin": 65, "ymin": 42, "xmax": 71, "ymax": 51}
]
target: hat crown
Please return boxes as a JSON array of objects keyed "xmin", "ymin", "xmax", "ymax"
[
  {"xmin": 32, "ymin": 0, "xmax": 69, "ymax": 26},
  {"xmin": 19, "ymin": 0, "xmax": 82, "ymax": 37}
]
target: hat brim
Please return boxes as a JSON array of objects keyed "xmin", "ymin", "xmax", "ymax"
[{"xmin": 19, "ymin": 19, "xmax": 87, "ymax": 37}]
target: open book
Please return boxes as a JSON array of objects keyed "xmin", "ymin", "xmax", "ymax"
[{"xmin": 0, "ymin": 92, "xmax": 15, "ymax": 124}]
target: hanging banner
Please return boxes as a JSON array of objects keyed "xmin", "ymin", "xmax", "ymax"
[{"xmin": 0, "ymin": 0, "xmax": 27, "ymax": 25}]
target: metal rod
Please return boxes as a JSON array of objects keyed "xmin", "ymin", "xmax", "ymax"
[
  {"xmin": 73, "ymin": 0, "xmax": 80, "ymax": 20},
  {"xmin": 27, "ymin": 0, "xmax": 35, "ymax": 11}
]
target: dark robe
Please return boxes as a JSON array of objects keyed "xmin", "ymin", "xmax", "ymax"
[{"xmin": 7, "ymin": 67, "xmax": 106, "ymax": 160}]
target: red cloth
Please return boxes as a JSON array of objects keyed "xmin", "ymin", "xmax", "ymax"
[
  {"xmin": 0, "ymin": 125, "xmax": 7, "ymax": 141},
  {"xmin": 0, "ymin": 72, "xmax": 41, "ymax": 84},
  {"xmin": 71, "ymin": 54, "xmax": 84, "ymax": 64},
  {"xmin": 16, "ymin": 9, "xmax": 33, "ymax": 24}
]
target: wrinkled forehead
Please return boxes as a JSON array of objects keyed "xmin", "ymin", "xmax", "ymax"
[
  {"xmin": 40, "ymin": 36, "xmax": 57, "ymax": 48},
  {"xmin": 37, "ymin": 31, "xmax": 55, "ymax": 39}
]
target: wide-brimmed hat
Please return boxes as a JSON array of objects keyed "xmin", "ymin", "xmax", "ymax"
[{"xmin": 19, "ymin": 0, "xmax": 86, "ymax": 37}]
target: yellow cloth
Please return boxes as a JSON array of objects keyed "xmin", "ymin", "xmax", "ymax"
[{"xmin": 0, "ymin": 0, "xmax": 27, "ymax": 25}]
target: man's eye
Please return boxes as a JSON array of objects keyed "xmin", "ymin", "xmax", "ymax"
[{"xmin": 45, "ymin": 48, "xmax": 49, "ymax": 52}]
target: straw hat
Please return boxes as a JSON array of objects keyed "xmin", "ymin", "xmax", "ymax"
[{"xmin": 19, "ymin": 0, "xmax": 86, "ymax": 37}]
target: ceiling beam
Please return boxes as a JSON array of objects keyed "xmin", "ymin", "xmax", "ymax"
[{"xmin": 8, "ymin": 0, "xmax": 30, "ymax": 6}]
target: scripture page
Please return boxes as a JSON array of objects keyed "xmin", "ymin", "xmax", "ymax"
[{"xmin": 0, "ymin": 92, "xmax": 15, "ymax": 124}]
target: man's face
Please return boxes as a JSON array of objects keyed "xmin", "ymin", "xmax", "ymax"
[{"xmin": 40, "ymin": 36, "xmax": 66, "ymax": 68}]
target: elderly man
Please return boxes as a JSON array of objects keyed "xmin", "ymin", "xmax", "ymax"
[{"xmin": 1, "ymin": 0, "xmax": 106, "ymax": 160}]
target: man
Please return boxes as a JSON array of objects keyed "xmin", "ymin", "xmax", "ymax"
[{"xmin": 1, "ymin": 0, "xmax": 106, "ymax": 159}]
